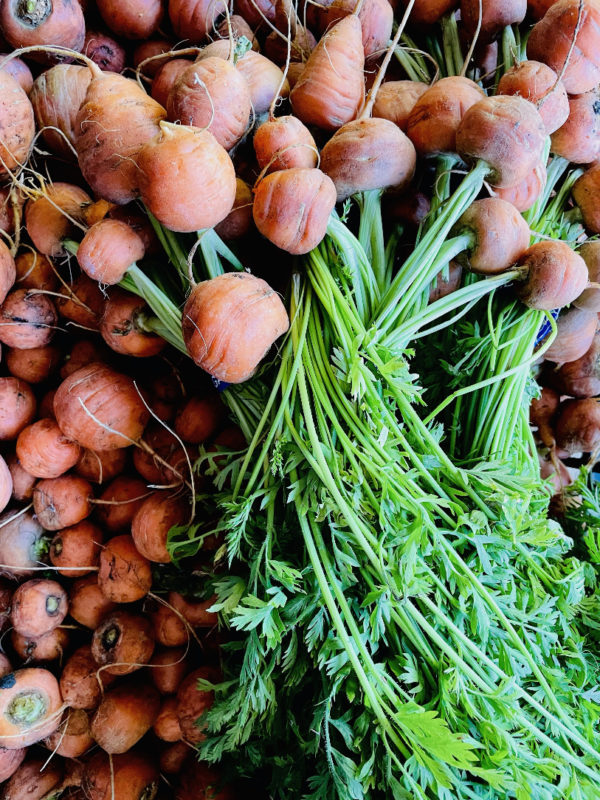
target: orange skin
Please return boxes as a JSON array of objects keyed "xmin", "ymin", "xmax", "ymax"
[
  {"xmin": 456, "ymin": 95, "xmax": 546, "ymax": 188},
  {"xmin": 60, "ymin": 645, "xmax": 116, "ymax": 710},
  {"xmin": 264, "ymin": 25, "xmax": 316, "ymax": 65},
  {"xmin": 92, "ymin": 609, "xmax": 155, "ymax": 677},
  {"xmin": 517, "ymin": 241, "xmax": 589, "ymax": 310},
  {"xmin": 30, "ymin": 65, "xmax": 92, "ymax": 160},
  {"xmin": 551, "ymin": 88, "xmax": 600, "ymax": 164},
  {"xmin": 91, "ymin": 681, "xmax": 161, "ymax": 753},
  {"xmin": 33, "ymin": 474, "xmax": 93, "ymax": 530},
  {"xmin": 50, "ymin": 520, "xmax": 103, "ymax": 577},
  {"xmin": 530, "ymin": 386, "xmax": 560, "ymax": 447},
  {"xmin": 0, "ymin": 290, "xmax": 57, "ymax": 350},
  {"xmin": 5, "ymin": 344, "xmax": 62, "ymax": 385},
  {"xmin": 137, "ymin": 122, "xmax": 237, "ymax": 233},
  {"xmin": 254, "ymin": 116, "xmax": 318, "ymax": 174},
  {"xmin": 83, "ymin": 29, "xmax": 127, "ymax": 73},
  {"xmin": 0, "ymin": 668, "xmax": 62, "ymax": 749},
  {"xmin": 216, "ymin": 15, "xmax": 259, "ymax": 50},
  {"xmin": 169, "ymin": 591, "xmax": 218, "ymax": 628},
  {"xmin": 574, "ymin": 241, "xmax": 600, "ymax": 312},
  {"xmin": 0, "ymin": 510, "xmax": 45, "ymax": 578},
  {"xmin": 0, "ymin": 240, "xmax": 15, "ymax": 307},
  {"xmin": 75, "ymin": 447, "xmax": 127, "ymax": 484},
  {"xmin": 100, "ymin": 291, "xmax": 165, "ymax": 358},
  {"xmin": 555, "ymin": 397, "xmax": 600, "ymax": 456},
  {"xmin": 169, "ymin": 0, "xmax": 227, "ymax": 40},
  {"xmin": 1, "ymin": 756, "xmax": 63, "ymax": 800},
  {"xmin": 0, "ymin": 55, "xmax": 33, "ymax": 93},
  {"xmin": 10, "ymin": 578, "xmax": 68, "ymax": 638},
  {"xmin": 543, "ymin": 308, "xmax": 599, "ymax": 366},
  {"xmin": 98, "ymin": 535, "xmax": 152, "ymax": 603},
  {"xmin": 133, "ymin": 423, "xmax": 192, "ymax": 485},
  {"xmin": 131, "ymin": 492, "xmax": 188, "ymax": 563},
  {"xmin": 492, "ymin": 160, "xmax": 547, "ymax": 212},
  {"xmin": 0, "ymin": 71, "xmax": 35, "ymax": 181},
  {"xmin": 528, "ymin": 0, "xmax": 600, "ymax": 94},
  {"xmin": 183, "ymin": 272, "xmax": 290, "ymax": 383},
  {"xmin": 61, "ymin": 339, "xmax": 113, "ymax": 380},
  {"xmin": 95, "ymin": 475, "xmax": 150, "ymax": 533},
  {"xmin": 96, "ymin": 0, "xmax": 163, "ymax": 38},
  {"xmin": 214, "ymin": 178, "xmax": 254, "ymax": 240},
  {"xmin": 38, "ymin": 389, "xmax": 56, "ymax": 419},
  {"xmin": 14, "ymin": 251, "xmax": 57, "ymax": 293},
  {"xmin": 11, "ymin": 626, "xmax": 70, "ymax": 663},
  {"xmin": 406, "ymin": 76, "xmax": 484, "ymax": 156},
  {"xmin": 43, "ymin": 708, "xmax": 93, "ymax": 758},
  {"xmin": 528, "ymin": 0, "xmax": 558, "ymax": 17},
  {"xmin": 253, "ymin": 168, "xmax": 337, "ymax": 255},
  {"xmin": 151, "ymin": 58, "xmax": 190, "ymax": 108},
  {"xmin": 235, "ymin": 0, "xmax": 276, "ymax": 26},
  {"xmin": 109, "ymin": 204, "xmax": 162, "ymax": 256},
  {"xmin": 82, "ymin": 750, "xmax": 159, "ymax": 800},
  {"xmin": 168, "ymin": 57, "xmax": 251, "ymax": 151},
  {"xmin": 56, "ymin": 273, "xmax": 105, "ymax": 331},
  {"xmin": 176, "ymin": 666, "xmax": 220, "ymax": 743},
  {"xmin": 69, "ymin": 576, "xmax": 117, "ymax": 630},
  {"xmin": 147, "ymin": 600, "xmax": 188, "ymax": 647},
  {"xmin": 7, "ymin": 454, "xmax": 36, "ymax": 502},
  {"xmin": 133, "ymin": 38, "xmax": 175, "ymax": 77},
  {"xmin": 290, "ymin": 16, "xmax": 364, "ymax": 131},
  {"xmin": 315, "ymin": 0, "xmax": 393, "ymax": 58},
  {"xmin": 0, "ymin": 456, "xmax": 11, "ymax": 514},
  {"xmin": 75, "ymin": 71, "xmax": 166, "ymax": 205},
  {"xmin": 573, "ymin": 163, "xmax": 600, "ymax": 234},
  {"xmin": 0, "ymin": 0, "xmax": 85, "ymax": 54},
  {"xmin": 497, "ymin": 61, "xmax": 569, "ymax": 135},
  {"xmin": 461, "ymin": 0, "xmax": 526, "ymax": 40},
  {"xmin": 0, "ymin": 747, "xmax": 25, "ymax": 783},
  {"xmin": 16, "ymin": 418, "xmax": 81, "ymax": 479},
  {"xmin": 153, "ymin": 696, "xmax": 182, "ymax": 741},
  {"xmin": 25, "ymin": 183, "xmax": 91, "ymax": 258},
  {"xmin": 78, "ymin": 219, "xmax": 145, "ymax": 286},
  {"xmin": 396, "ymin": 0, "xmax": 457, "ymax": 24},
  {"xmin": 174, "ymin": 393, "xmax": 225, "ymax": 444},
  {"xmin": 372, "ymin": 80, "xmax": 428, "ymax": 132},
  {"xmin": 0, "ymin": 378, "xmax": 36, "ymax": 440},
  {"xmin": 54, "ymin": 362, "xmax": 151, "ymax": 451},
  {"xmin": 159, "ymin": 740, "xmax": 191, "ymax": 774},
  {"xmin": 549, "ymin": 329, "xmax": 600, "ymax": 398},
  {"xmin": 149, "ymin": 647, "xmax": 191, "ymax": 694}
]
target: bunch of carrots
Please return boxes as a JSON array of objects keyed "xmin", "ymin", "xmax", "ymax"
[{"xmin": 0, "ymin": 0, "xmax": 600, "ymax": 796}]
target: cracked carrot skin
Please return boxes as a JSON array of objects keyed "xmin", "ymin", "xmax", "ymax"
[{"xmin": 97, "ymin": 534, "xmax": 152, "ymax": 603}]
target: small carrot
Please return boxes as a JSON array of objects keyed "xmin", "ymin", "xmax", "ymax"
[
  {"xmin": 91, "ymin": 680, "xmax": 161, "ymax": 753},
  {"xmin": 50, "ymin": 520, "xmax": 103, "ymax": 577},
  {"xmin": 33, "ymin": 474, "xmax": 94, "ymax": 530},
  {"xmin": 98, "ymin": 535, "xmax": 152, "ymax": 603},
  {"xmin": 10, "ymin": 578, "xmax": 68, "ymax": 638},
  {"xmin": 16, "ymin": 418, "xmax": 81, "ymax": 479},
  {"xmin": 68, "ymin": 576, "xmax": 117, "ymax": 631},
  {"xmin": 92, "ymin": 609, "xmax": 155, "ymax": 676},
  {"xmin": 60, "ymin": 644, "xmax": 115, "ymax": 710},
  {"xmin": 0, "ymin": 668, "xmax": 63, "ymax": 748}
]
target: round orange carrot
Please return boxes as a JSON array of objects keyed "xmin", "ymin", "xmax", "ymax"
[
  {"xmin": 77, "ymin": 219, "xmax": 145, "ymax": 285},
  {"xmin": 69, "ymin": 576, "xmax": 117, "ymax": 630},
  {"xmin": 98, "ymin": 535, "xmax": 152, "ymax": 603},
  {"xmin": 33, "ymin": 474, "xmax": 94, "ymax": 530},
  {"xmin": 16, "ymin": 418, "xmax": 81, "ymax": 479},
  {"xmin": 91, "ymin": 680, "xmax": 161, "ymax": 753},
  {"xmin": 60, "ymin": 645, "xmax": 115, "ymax": 710},
  {"xmin": 0, "ymin": 377, "xmax": 36, "ymax": 441},
  {"xmin": 0, "ymin": 668, "xmax": 63, "ymax": 748},
  {"xmin": 10, "ymin": 578, "xmax": 68, "ymax": 638},
  {"xmin": 50, "ymin": 520, "xmax": 103, "ymax": 577}
]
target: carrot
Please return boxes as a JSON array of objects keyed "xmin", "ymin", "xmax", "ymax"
[
  {"xmin": 54, "ymin": 363, "xmax": 151, "ymax": 451},
  {"xmin": 216, "ymin": 15, "xmax": 259, "ymax": 49},
  {"xmin": 77, "ymin": 219, "xmax": 145, "ymax": 286},
  {"xmin": 0, "ymin": 509, "xmax": 47, "ymax": 578},
  {"xmin": 6, "ymin": 454, "xmax": 34, "ymax": 503},
  {"xmin": 167, "ymin": 58, "xmax": 252, "ymax": 151},
  {"xmin": 0, "ymin": 71, "xmax": 35, "ymax": 181},
  {"xmin": 61, "ymin": 645, "xmax": 115, "ymax": 710},
  {"xmin": 456, "ymin": 95, "xmax": 546, "ymax": 188},
  {"xmin": 176, "ymin": 666, "xmax": 220, "ymax": 743},
  {"xmin": 527, "ymin": 0, "xmax": 600, "ymax": 95},
  {"xmin": 253, "ymin": 115, "xmax": 318, "ymax": 174},
  {"xmin": 160, "ymin": 740, "xmax": 191, "ymax": 774},
  {"xmin": 0, "ymin": 0, "xmax": 85, "ymax": 55},
  {"xmin": 0, "ymin": 188, "xmax": 24, "ymax": 237},
  {"xmin": 75, "ymin": 447, "xmax": 127, "ymax": 484},
  {"xmin": 492, "ymin": 160, "xmax": 547, "ymax": 212},
  {"xmin": 147, "ymin": 599, "xmax": 188, "ymax": 646},
  {"xmin": 0, "ymin": 746, "xmax": 25, "ymax": 783},
  {"xmin": 0, "ymin": 289, "xmax": 58, "ymax": 350},
  {"xmin": 0, "ymin": 668, "xmax": 62, "ymax": 748},
  {"xmin": 372, "ymin": 80, "xmax": 428, "ymax": 132},
  {"xmin": 95, "ymin": 475, "xmax": 149, "ymax": 532},
  {"xmin": 30, "ymin": 65, "xmax": 92, "ymax": 160},
  {"xmin": 153, "ymin": 695, "xmax": 182, "ymax": 741},
  {"xmin": 92, "ymin": 609, "xmax": 155, "ymax": 677},
  {"xmin": 38, "ymin": 390, "xmax": 57, "ymax": 420},
  {"xmin": 50, "ymin": 520, "xmax": 103, "ymax": 577},
  {"xmin": 0, "ymin": 54, "xmax": 32, "ymax": 93},
  {"xmin": 142, "ymin": 370, "xmax": 186, "ymax": 424},
  {"xmin": 68, "ymin": 576, "xmax": 116, "ymax": 631},
  {"xmin": 0, "ymin": 377, "xmax": 36, "ymax": 440},
  {"xmin": 176, "ymin": 761, "xmax": 234, "ymax": 800},
  {"xmin": 33, "ymin": 474, "xmax": 93, "ymax": 530},
  {"xmin": 169, "ymin": 0, "xmax": 228, "ymax": 41},
  {"xmin": 149, "ymin": 647, "xmax": 191, "ymax": 694},
  {"xmin": 528, "ymin": 0, "xmax": 558, "ymax": 18},
  {"xmin": 16, "ymin": 418, "xmax": 81, "ymax": 479},
  {"xmin": 83, "ymin": 28, "xmax": 127, "ymax": 73},
  {"xmin": 547, "ymin": 328, "xmax": 600, "ymax": 397},
  {"xmin": 290, "ymin": 16, "xmax": 364, "ymax": 131},
  {"xmin": 460, "ymin": 0, "xmax": 526, "ymax": 40},
  {"xmin": 11, "ymin": 626, "xmax": 69, "ymax": 663},
  {"xmin": 98, "ymin": 534, "xmax": 152, "ymax": 602},
  {"xmin": 133, "ymin": 424, "xmax": 191, "ymax": 485},
  {"xmin": 25, "ymin": 183, "xmax": 91, "ymax": 259},
  {"xmin": 151, "ymin": 58, "xmax": 191, "ymax": 108},
  {"xmin": 133, "ymin": 38, "xmax": 175, "ymax": 76},
  {"xmin": 100, "ymin": 291, "xmax": 166, "ymax": 358},
  {"xmin": 43, "ymin": 708, "xmax": 93, "ymax": 758},
  {"xmin": 175, "ymin": 393, "xmax": 225, "ymax": 444},
  {"xmin": 321, "ymin": 117, "xmax": 416, "ymax": 201},
  {"xmin": 542, "ymin": 307, "xmax": 598, "ymax": 365},
  {"xmin": 551, "ymin": 88, "xmax": 600, "ymax": 163},
  {"xmin": 75, "ymin": 67, "xmax": 167, "ymax": 205},
  {"xmin": 5, "ymin": 344, "xmax": 62, "ymax": 384},
  {"xmin": 1, "ymin": 755, "xmax": 63, "ymax": 800},
  {"xmin": 572, "ymin": 162, "xmax": 600, "ymax": 234},
  {"xmin": 96, "ymin": 0, "xmax": 163, "ymax": 39},
  {"xmin": 91, "ymin": 680, "xmax": 160, "ymax": 753},
  {"xmin": 82, "ymin": 750, "xmax": 159, "ymax": 800},
  {"xmin": 137, "ymin": 122, "xmax": 237, "ymax": 234},
  {"xmin": 452, "ymin": 197, "xmax": 531, "ymax": 275},
  {"xmin": 131, "ymin": 491, "xmax": 188, "ymax": 563},
  {"xmin": 55, "ymin": 273, "xmax": 105, "ymax": 331},
  {"xmin": 0, "ymin": 457, "xmax": 11, "ymax": 515},
  {"xmin": 574, "ymin": 241, "xmax": 600, "ymax": 312},
  {"xmin": 235, "ymin": 0, "xmax": 276, "ymax": 25},
  {"xmin": 61, "ymin": 339, "xmax": 114, "ymax": 382},
  {"xmin": 516, "ymin": 241, "xmax": 589, "ymax": 310},
  {"xmin": 555, "ymin": 397, "xmax": 600, "ymax": 456},
  {"xmin": 0, "ymin": 240, "xmax": 15, "ymax": 307},
  {"xmin": 264, "ymin": 20, "xmax": 316, "ymax": 65},
  {"xmin": 497, "ymin": 61, "xmax": 569, "ymax": 135},
  {"xmin": 182, "ymin": 271, "xmax": 290, "ymax": 383},
  {"xmin": 108, "ymin": 204, "xmax": 162, "ymax": 256},
  {"xmin": 253, "ymin": 167, "xmax": 337, "ymax": 256},
  {"xmin": 316, "ymin": 0, "xmax": 393, "ymax": 59},
  {"xmin": 14, "ymin": 251, "xmax": 57, "ymax": 293},
  {"xmin": 214, "ymin": 178, "xmax": 254, "ymax": 240},
  {"xmin": 531, "ymin": 386, "xmax": 560, "ymax": 447},
  {"xmin": 169, "ymin": 591, "xmax": 217, "ymax": 628},
  {"xmin": 10, "ymin": 578, "xmax": 68, "ymax": 638}
]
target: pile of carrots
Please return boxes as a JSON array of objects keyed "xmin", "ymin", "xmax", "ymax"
[{"xmin": 0, "ymin": 0, "xmax": 599, "ymax": 794}]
